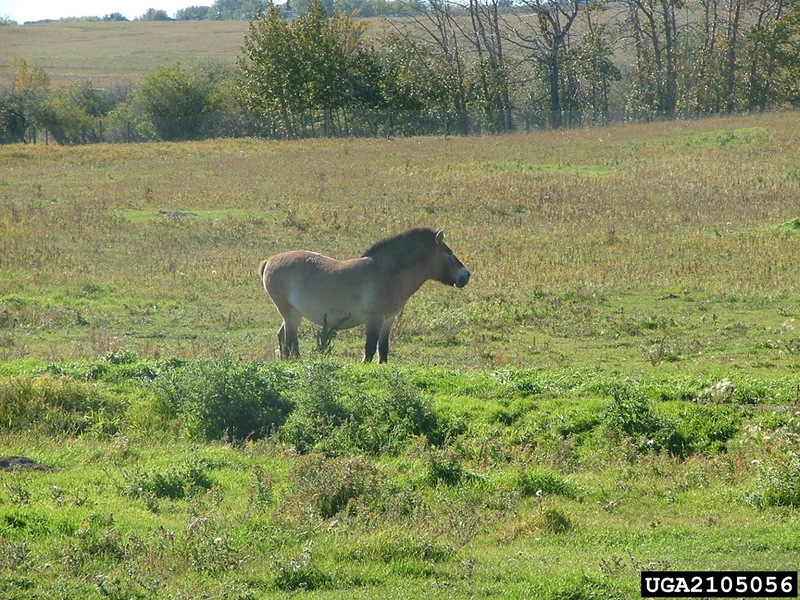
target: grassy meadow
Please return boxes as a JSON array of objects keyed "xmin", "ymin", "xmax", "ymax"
[
  {"xmin": 0, "ymin": 20, "xmax": 250, "ymax": 87},
  {"xmin": 1, "ymin": 112, "xmax": 800, "ymax": 598}
]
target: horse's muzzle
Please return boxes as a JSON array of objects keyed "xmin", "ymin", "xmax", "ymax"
[{"xmin": 455, "ymin": 268, "xmax": 470, "ymax": 288}]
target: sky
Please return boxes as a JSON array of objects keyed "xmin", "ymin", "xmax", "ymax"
[{"xmin": 1, "ymin": 0, "xmax": 193, "ymax": 23}]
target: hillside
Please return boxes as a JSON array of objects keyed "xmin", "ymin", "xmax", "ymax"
[{"xmin": 0, "ymin": 20, "xmax": 252, "ymax": 87}]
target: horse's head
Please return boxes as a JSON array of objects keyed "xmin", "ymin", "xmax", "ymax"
[{"xmin": 433, "ymin": 230, "xmax": 470, "ymax": 288}]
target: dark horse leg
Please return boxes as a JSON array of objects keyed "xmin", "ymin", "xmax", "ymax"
[
  {"xmin": 363, "ymin": 317, "xmax": 395, "ymax": 363},
  {"xmin": 377, "ymin": 317, "xmax": 395, "ymax": 364},
  {"xmin": 363, "ymin": 326, "xmax": 379, "ymax": 363}
]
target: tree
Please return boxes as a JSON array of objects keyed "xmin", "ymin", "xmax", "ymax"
[
  {"xmin": 568, "ymin": 4, "xmax": 621, "ymax": 122},
  {"xmin": 623, "ymin": 0, "xmax": 686, "ymax": 117},
  {"xmin": 138, "ymin": 8, "xmax": 173, "ymax": 20},
  {"xmin": 135, "ymin": 63, "xmax": 216, "ymax": 140},
  {"xmin": 465, "ymin": 0, "xmax": 515, "ymax": 130},
  {"xmin": 0, "ymin": 89, "xmax": 28, "ymax": 143},
  {"xmin": 7, "ymin": 57, "xmax": 50, "ymax": 142},
  {"xmin": 237, "ymin": 0, "xmax": 380, "ymax": 137},
  {"xmin": 176, "ymin": 6, "xmax": 213, "ymax": 19},
  {"xmin": 742, "ymin": 0, "xmax": 797, "ymax": 110},
  {"xmin": 507, "ymin": 0, "xmax": 582, "ymax": 127},
  {"xmin": 212, "ymin": 0, "xmax": 269, "ymax": 20},
  {"xmin": 392, "ymin": 0, "xmax": 472, "ymax": 134}
]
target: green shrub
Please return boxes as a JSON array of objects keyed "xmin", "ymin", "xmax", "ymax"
[
  {"xmin": 278, "ymin": 361, "xmax": 350, "ymax": 454},
  {"xmin": 280, "ymin": 362, "xmax": 449, "ymax": 455},
  {"xmin": 117, "ymin": 457, "xmax": 215, "ymax": 510},
  {"xmin": 672, "ymin": 404, "xmax": 743, "ymax": 454},
  {"xmin": 605, "ymin": 383, "xmax": 686, "ymax": 456},
  {"xmin": 748, "ymin": 454, "xmax": 800, "ymax": 508},
  {"xmin": 424, "ymin": 449, "xmax": 465, "ymax": 487},
  {"xmin": 153, "ymin": 356, "xmax": 292, "ymax": 442}
]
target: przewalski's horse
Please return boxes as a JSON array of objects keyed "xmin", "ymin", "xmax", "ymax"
[{"xmin": 259, "ymin": 228, "xmax": 470, "ymax": 363}]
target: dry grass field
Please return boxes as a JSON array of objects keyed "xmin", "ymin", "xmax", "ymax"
[
  {"xmin": 2, "ymin": 111, "xmax": 800, "ymax": 370},
  {"xmin": 0, "ymin": 20, "xmax": 251, "ymax": 86}
]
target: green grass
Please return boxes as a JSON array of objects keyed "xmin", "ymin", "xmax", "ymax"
[
  {"xmin": 0, "ymin": 356, "xmax": 798, "ymax": 598},
  {"xmin": 2, "ymin": 112, "xmax": 800, "ymax": 597}
]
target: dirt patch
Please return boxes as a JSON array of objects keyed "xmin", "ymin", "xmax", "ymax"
[{"xmin": 0, "ymin": 456, "xmax": 56, "ymax": 471}]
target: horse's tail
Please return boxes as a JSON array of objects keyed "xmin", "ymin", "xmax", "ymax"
[{"xmin": 259, "ymin": 259, "xmax": 269, "ymax": 279}]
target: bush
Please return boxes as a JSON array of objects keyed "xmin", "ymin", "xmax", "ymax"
[
  {"xmin": 118, "ymin": 457, "xmax": 214, "ymax": 501},
  {"xmin": 672, "ymin": 404, "xmax": 743, "ymax": 455},
  {"xmin": 134, "ymin": 63, "xmax": 217, "ymax": 141},
  {"xmin": 280, "ymin": 362, "xmax": 449, "ymax": 455},
  {"xmin": 605, "ymin": 383, "xmax": 686, "ymax": 456},
  {"xmin": 748, "ymin": 454, "xmax": 800, "ymax": 509},
  {"xmin": 153, "ymin": 356, "xmax": 292, "ymax": 442},
  {"xmin": 424, "ymin": 448, "xmax": 465, "ymax": 487}
]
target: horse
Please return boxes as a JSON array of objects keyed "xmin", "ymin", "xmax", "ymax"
[{"xmin": 259, "ymin": 228, "xmax": 470, "ymax": 363}]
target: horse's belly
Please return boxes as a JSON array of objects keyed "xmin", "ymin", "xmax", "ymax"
[{"xmin": 289, "ymin": 292, "xmax": 369, "ymax": 330}]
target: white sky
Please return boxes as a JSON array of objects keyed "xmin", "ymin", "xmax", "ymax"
[{"xmin": 1, "ymin": 0, "xmax": 195, "ymax": 23}]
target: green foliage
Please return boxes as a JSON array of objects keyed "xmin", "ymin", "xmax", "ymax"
[
  {"xmin": 509, "ymin": 468, "xmax": 579, "ymax": 498},
  {"xmin": 272, "ymin": 543, "xmax": 333, "ymax": 591},
  {"xmin": 604, "ymin": 383, "xmax": 686, "ymax": 457},
  {"xmin": 117, "ymin": 457, "xmax": 215, "ymax": 504},
  {"xmin": 670, "ymin": 404, "xmax": 743, "ymax": 455},
  {"xmin": 287, "ymin": 453, "xmax": 384, "ymax": 519},
  {"xmin": 0, "ymin": 373, "xmax": 124, "ymax": 436},
  {"xmin": 424, "ymin": 448, "xmax": 465, "ymax": 487},
  {"xmin": 138, "ymin": 8, "xmax": 172, "ymax": 21},
  {"xmin": 134, "ymin": 63, "xmax": 216, "ymax": 140},
  {"xmin": 0, "ymin": 356, "xmax": 799, "ymax": 598},
  {"xmin": 748, "ymin": 454, "xmax": 800, "ymax": 509},
  {"xmin": 153, "ymin": 355, "xmax": 292, "ymax": 442},
  {"xmin": 279, "ymin": 362, "xmax": 449, "ymax": 455},
  {"xmin": 237, "ymin": 0, "xmax": 385, "ymax": 137},
  {"xmin": 0, "ymin": 89, "xmax": 28, "ymax": 143}
]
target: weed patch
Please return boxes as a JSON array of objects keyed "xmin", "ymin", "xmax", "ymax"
[
  {"xmin": 748, "ymin": 454, "xmax": 800, "ymax": 509},
  {"xmin": 280, "ymin": 362, "xmax": 450, "ymax": 455},
  {"xmin": 286, "ymin": 454, "xmax": 385, "ymax": 520},
  {"xmin": 153, "ymin": 355, "xmax": 292, "ymax": 442},
  {"xmin": 604, "ymin": 383, "xmax": 686, "ymax": 456},
  {"xmin": 117, "ymin": 457, "xmax": 216, "ymax": 509}
]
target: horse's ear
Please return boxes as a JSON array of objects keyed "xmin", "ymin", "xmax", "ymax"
[{"xmin": 435, "ymin": 230, "xmax": 445, "ymax": 245}]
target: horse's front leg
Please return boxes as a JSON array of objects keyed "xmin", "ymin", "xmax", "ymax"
[
  {"xmin": 363, "ymin": 318, "xmax": 382, "ymax": 363},
  {"xmin": 377, "ymin": 316, "xmax": 396, "ymax": 364}
]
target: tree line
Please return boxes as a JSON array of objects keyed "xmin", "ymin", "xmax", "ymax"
[{"xmin": 1, "ymin": 0, "xmax": 798, "ymax": 144}]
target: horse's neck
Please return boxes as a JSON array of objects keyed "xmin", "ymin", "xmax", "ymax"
[{"xmin": 388, "ymin": 262, "xmax": 434, "ymax": 301}]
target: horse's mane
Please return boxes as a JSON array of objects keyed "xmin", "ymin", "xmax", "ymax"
[{"xmin": 362, "ymin": 228, "xmax": 438, "ymax": 270}]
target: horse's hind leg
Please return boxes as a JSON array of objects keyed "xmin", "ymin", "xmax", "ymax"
[
  {"xmin": 277, "ymin": 323, "xmax": 290, "ymax": 359},
  {"xmin": 277, "ymin": 309, "xmax": 301, "ymax": 359}
]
